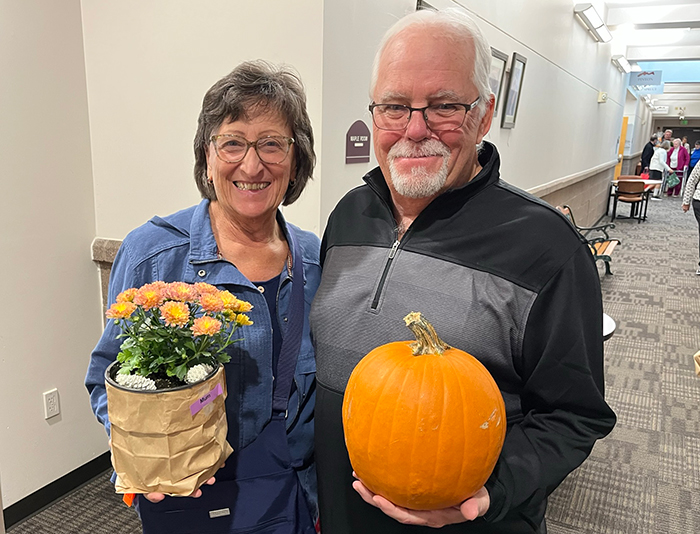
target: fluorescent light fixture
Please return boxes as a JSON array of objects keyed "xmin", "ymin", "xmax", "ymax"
[
  {"xmin": 611, "ymin": 55, "xmax": 631, "ymax": 73},
  {"xmin": 574, "ymin": 3, "xmax": 612, "ymax": 43}
]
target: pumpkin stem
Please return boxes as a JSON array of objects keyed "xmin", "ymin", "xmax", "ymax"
[{"xmin": 403, "ymin": 312, "xmax": 451, "ymax": 356}]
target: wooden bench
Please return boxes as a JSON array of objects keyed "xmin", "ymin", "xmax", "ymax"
[{"xmin": 556, "ymin": 205, "xmax": 621, "ymax": 275}]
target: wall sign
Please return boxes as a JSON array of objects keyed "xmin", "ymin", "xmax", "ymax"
[{"xmin": 346, "ymin": 120, "xmax": 370, "ymax": 164}]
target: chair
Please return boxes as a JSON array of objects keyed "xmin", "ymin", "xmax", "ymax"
[
  {"xmin": 556, "ymin": 205, "xmax": 620, "ymax": 275},
  {"xmin": 611, "ymin": 179, "xmax": 645, "ymax": 223}
]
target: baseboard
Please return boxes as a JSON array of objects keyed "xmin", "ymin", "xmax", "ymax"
[{"xmin": 3, "ymin": 452, "xmax": 111, "ymax": 529}]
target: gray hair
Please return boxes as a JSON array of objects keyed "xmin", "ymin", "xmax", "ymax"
[
  {"xmin": 661, "ymin": 140, "xmax": 671, "ymax": 150},
  {"xmin": 193, "ymin": 60, "xmax": 315, "ymax": 205},
  {"xmin": 369, "ymin": 8, "xmax": 492, "ymax": 118}
]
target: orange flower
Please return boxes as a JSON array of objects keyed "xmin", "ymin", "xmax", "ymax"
[
  {"xmin": 164, "ymin": 282, "xmax": 197, "ymax": 302},
  {"xmin": 116, "ymin": 288, "xmax": 137, "ymax": 303},
  {"xmin": 106, "ymin": 301, "xmax": 137, "ymax": 320},
  {"xmin": 232, "ymin": 300, "xmax": 253, "ymax": 313},
  {"xmin": 199, "ymin": 293, "xmax": 224, "ymax": 313},
  {"xmin": 235, "ymin": 313, "xmax": 253, "ymax": 326},
  {"xmin": 160, "ymin": 301, "xmax": 190, "ymax": 327},
  {"xmin": 191, "ymin": 316, "xmax": 222, "ymax": 336},
  {"xmin": 134, "ymin": 283, "xmax": 164, "ymax": 310},
  {"xmin": 194, "ymin": 282, "xmax": 219, "ymax": 296}
]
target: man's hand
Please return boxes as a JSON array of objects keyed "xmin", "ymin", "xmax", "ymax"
[
  {"xmin": 352, "ymin": 476, "xmax": 490, "ymax": 528},
  {"xmin": 682, "ymin": 203, "xmax": 690, "ymax": 212},
  {"xmin": 144, "ymin": 476, "xmax": 217, "ymax": 503}
]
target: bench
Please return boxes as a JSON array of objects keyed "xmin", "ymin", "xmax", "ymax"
[{"xmin": 556, "ymin": 205, "xmax": 621, "ymax": 275}]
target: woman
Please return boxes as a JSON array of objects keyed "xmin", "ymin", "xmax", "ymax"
[
  {"xmin": 86, "ymin": 61, "xmax": 320, "ymax": 534},
  {"xmin": 649, "ymin": 139, "xmax": 671, "ymax": 197},
  {"xmin": 682, "ymin": 164, "xmax": 700, "ymax": 275},
  {"xmin": 667, "ymin": 138, "xmax": 690, "ymax": 197}
]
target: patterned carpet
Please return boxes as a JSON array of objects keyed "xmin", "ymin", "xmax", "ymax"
[
  {"xmin": 547, "ymin": 194, "xmax": 700, "ymax": 534},
  {"xmin": 8, "ymin": 196, "xmax": 700, "ymax": 534}
]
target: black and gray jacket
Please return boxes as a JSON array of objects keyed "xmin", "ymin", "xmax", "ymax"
[{"xmin": 309, "ymin": 142, "xmax": 616, "ymax": 534}]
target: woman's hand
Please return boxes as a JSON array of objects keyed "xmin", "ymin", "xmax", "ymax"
[
  {"xmin": 351, "ymin": 476, "xmax": 490, "ymax": 528},
  {"xmin": 683, "ymin": 203, "xmax": 690, "ymax": 212},
  {"xmin": 144, "ymin": 476, "xmax": 217, "ymax": 503}
]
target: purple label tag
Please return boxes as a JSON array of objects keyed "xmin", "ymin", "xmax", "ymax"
[{"xmin": 190, "ymin": 383, "xmax": 223, "ymax": 416}]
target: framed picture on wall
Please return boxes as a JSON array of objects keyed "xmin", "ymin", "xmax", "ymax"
[
  {"xmin": 489, "ymin": 48, "xmax": 508, "ymax": 118},
  {"xmin": 501, "ymin": 53, "xmax": 527, "ymax": 129}
]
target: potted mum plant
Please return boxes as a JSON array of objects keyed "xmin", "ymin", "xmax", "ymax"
[{"xmin": 103, "ymin": 281, "xmax": 253, "ymax": 498}]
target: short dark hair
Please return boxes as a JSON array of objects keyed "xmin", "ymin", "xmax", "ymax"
[{"xmin": 193, "ymin": 60, "xmax": 315, "ymax": 205}]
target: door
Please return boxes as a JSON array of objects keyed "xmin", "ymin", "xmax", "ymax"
[{"xmin": 614, "ymin": 116, "xmax": 629, "ymax": 180}]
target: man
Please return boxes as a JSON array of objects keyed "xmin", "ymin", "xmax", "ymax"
[
  {"xmin": 310, "ymin": 8, "xmax": 616, "ymax": 534},
  {"xmin": 641, "ymin": 135, "xmax": 655, "ymax": 172},
  {"xmin": 663, "ymin": 129, "xmax": 673, "ymax": 143}
]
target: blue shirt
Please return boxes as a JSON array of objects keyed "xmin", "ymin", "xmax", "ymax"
[{"xmin": 85, "ymin": 199, "xmax": 321, "ymax": 511}]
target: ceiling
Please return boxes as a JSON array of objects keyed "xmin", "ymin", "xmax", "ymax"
[{"xmin": 602, "ymin": 0, "xmax": 700, "ymax": 119}]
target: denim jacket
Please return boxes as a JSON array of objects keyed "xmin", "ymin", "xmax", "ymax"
[{"xmin": 85, "ymin": 199, "xmax": 321, "ymax": 512}]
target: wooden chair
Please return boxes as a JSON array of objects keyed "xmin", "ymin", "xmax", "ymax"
[
  {"xmin": 611, "ymin": 179, "xmax": 645, "ymax": 223},
  {"xmin": 556, "ymin": 205, "xmax": 621, "ymax": 275}
]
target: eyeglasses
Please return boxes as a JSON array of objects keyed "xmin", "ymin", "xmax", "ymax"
[
  {"xmin": 368, "ymin": 98, "xmax": 480, "ymax": 132},
  {"xmin": 210, "ymin": 134, "xmax": 295, "ymax": 164}
]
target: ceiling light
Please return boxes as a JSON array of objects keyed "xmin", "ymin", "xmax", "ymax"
[
  {"xmin": 611, "ymin": 55, "xmax": 631, "ymax": 73},
  {"xmin": 574, "ymin": 4, "xmax": 612, "ymax": 43}
]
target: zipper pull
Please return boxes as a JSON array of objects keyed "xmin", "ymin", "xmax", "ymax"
[{"xmin": 388, "ymin": 240, "xmax": 400, "ymax": 259}]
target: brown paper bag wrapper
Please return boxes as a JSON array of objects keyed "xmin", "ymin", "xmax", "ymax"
[
  {"xmin": 105, "ymin": 362, "xmax": 233, "ymax": 496},
  {"xmin": 694, "ymin": 351, "xmax": 700, "ymax": 377}
]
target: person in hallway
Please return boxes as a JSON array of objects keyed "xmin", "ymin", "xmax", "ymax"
[
  {"xmin": 641, "ymin": 135, "xmax": 656, "ymax": 173},
  {"xmin": 309, "ymin": 8, "xmax": 616, "ymax": 534},
  {"xmin": 663, "ymin": 129, "xmax": 673, "ymax": 143},
  {"xmin": 681, "ymin": 163, "xmax": 700, "ymax": 275},
  {"xmin": 689, "ymin": 140, "xmax": 700, "ymax": 174},
  {"xmin": 667, "ymin": 138, "xmax": 689, "ymax": 197},
  {"xmin": 682, "ymin": 136, "xmax": 691, "ymax": 154},
  {"xmin": 649, "ymin": 139, "xmax": 672, "ymax": 190},
  {"xmin": 86, "ymin": 60, "xmax": 320, "ymax": 534}
]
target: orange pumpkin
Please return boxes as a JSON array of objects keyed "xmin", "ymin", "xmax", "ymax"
[{"xmin": 342, "ymin": 312, "xmax": 506, "ymax": 510}]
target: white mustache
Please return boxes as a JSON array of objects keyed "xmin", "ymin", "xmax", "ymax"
[{"xmin": 388, "ymin": 139, "xmax": 450, "ymax": 159}]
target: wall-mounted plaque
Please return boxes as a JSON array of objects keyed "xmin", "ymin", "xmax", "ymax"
[{"xmin": 346, "ymin": 120, "xmax": 371, "ymax": 164}]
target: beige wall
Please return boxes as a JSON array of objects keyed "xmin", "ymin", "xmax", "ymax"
[
  {"xmin": 0, "ymin": 0, "xmax": 106, "ymax": 506},
  {"xmin": 81, "ymin": 0, "xmax": 325, "ymax": 238}
]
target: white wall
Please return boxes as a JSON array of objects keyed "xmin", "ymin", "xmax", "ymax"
[
  {"xmin": 0, "ymin": 0, "xmax": 106, "ymax": 506},
  {"xmin": 81, "ymin": 0, "xmax": 325, "ymax": 238},
  {"xmin": 319, "ymin": 0, "xmax": 416, "ymax": 228}
]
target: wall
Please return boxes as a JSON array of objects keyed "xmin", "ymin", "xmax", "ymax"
[
  {"xmin": 81, "ymin": 0, "xmax": 325, "ymax": 239},
  {"xmin": 0, "ymin": 0, "xmax": 106, "ymax": 506},
  {"xmin": 316, "ymin": 0, "xmax": 628, "ymax": 228}
]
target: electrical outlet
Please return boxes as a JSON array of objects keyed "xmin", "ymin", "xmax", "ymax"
[{"xmin": 43, "ymin": 389, "xmax": 60, "ymax": 419}]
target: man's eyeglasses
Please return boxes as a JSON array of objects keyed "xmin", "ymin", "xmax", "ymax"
[
  {"xmin": 210, "ymin": 134, "xmax": 295, "ymax": 164},
  {"xmin": 368, "ymin": 98, "xmax": 480, "ymax": 132}
]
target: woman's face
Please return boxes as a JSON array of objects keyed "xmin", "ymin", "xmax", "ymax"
[
  {"xmin": 206, "ymin": 110, "xmax": 295, "ymax": 225},
  {"xmin": 673, "ymin": 138, "xmax": 681, "ymax": 148}
]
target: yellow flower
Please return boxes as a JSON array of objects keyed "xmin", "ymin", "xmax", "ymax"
[
  {"xmin": 235, "ymin": 314, "xmax": 253, "ymax": 326},
  {"xmin": 134, "ymin": 283, "xmax": 164, "ymax": 310},
  {"xmin": 160, "ymin": 301, "xmax": 190, "ymax": 327},
  {"xmin": 199, "ymin": 293, "xmax": 224, "ymax": 313},
  {"xmin": 106, "ymin": 301, "xmax": 137, "ymax": 320},
  {"xmin": 191, "ymin": 316, "xmax": 222, "ymax": 336},
  {"xmin": 116, "ymin": 288, "xmax": 137, "ymax": 303},
  {"xmin": 165, "ymin": 282, "xmax": 197, "ymax": 302}
]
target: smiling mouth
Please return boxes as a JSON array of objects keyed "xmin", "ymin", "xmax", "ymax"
[{"xmin": 234, "ymin": 182, "xmax": 270, "ymax": 191}]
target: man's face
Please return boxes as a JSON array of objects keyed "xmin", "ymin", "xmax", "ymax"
[
  {"xmin": 371, "ymin": 26, "xmax": 493, "ymax": 202},
  {"xmin": 664, "ymin": 130, "xmax": 672, "ymax": 140}
]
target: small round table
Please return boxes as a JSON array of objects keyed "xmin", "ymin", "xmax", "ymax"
[{"xmin": 603, "ymin": 313, "xmax": 616, "ymax": 342}]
